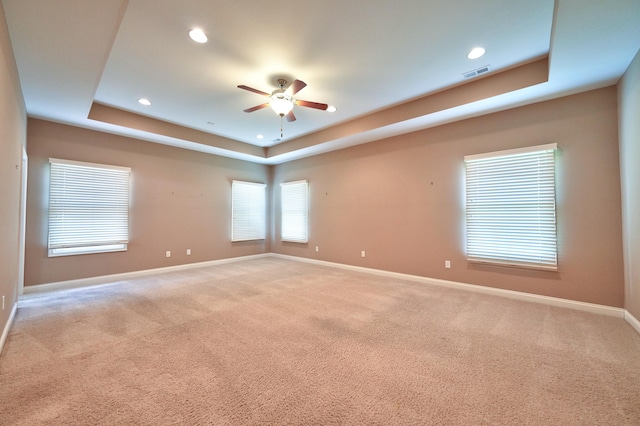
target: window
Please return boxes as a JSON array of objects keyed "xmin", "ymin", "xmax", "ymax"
[
  {"xmin": 48, "ymin": 158, "xmax": 130, "ymax": 257},
  {"xmin": 231, "ymin": 180, "xmax": 266, "ymax": 241},
  {"xmin": 281, "ymin": 180, "xmax": 309, "ymax": 243},
  {"xmin": 464, "ymin": 143, "xmax": 558, "ymax": 270}
]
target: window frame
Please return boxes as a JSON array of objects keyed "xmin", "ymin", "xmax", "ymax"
[
  {"xmin": 280, "ymin": 180, "xmax": 309, "ymax": 243},
  {"xmin": 464, "ymin": 143, "xmax": 558, "ymax": 270},
  {"xmin": 231, "ymin": 180, "xmax": 267, "ymax": 242},
  {"xmin": 48, "ymin": 158, "xmax": 131, "ymax": 257}
]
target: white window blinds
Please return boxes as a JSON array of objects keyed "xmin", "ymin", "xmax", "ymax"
[
  {"xmin": 464, "ymin": 143, "xmax": 558, "ymax": 270},
  {"xmin": 48, "ymin": 158, "xmax": 130, "ymax": 257},
  {"xmin": 281, "ymin": 180, "xmax": 309, "ymax": 243},
  {"xmin": 231, "ymin": 180, "xmax": 266, "ymax": 241}
]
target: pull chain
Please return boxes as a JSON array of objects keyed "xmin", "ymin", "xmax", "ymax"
[{"xmin": 280, "ymin": 115, "xmax": 284, "ymax": 138}]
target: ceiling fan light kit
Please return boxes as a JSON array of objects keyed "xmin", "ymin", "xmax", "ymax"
[
  {"xmin": 188, "ymin": 28, "xmax": 208, "ymax": 44},
  {"xmin": 269, "ymin": 91, "xmax": 294, "ymax": 117}
]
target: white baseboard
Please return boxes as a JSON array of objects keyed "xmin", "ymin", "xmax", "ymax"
[
  {"xmin": 0, "ymin": 302, "xmax": 18, "ymax": 355},
  {"xmin": 21, "ymin": 253, "xmax": 271, "ymax": 297},
  {"xmin": 625, "ymin": 310, "xmax": 640, "ymax": 335},
  {"xmin": 18, "ymin": 252, "xmax": 636, "ymax": 334},
  {"xmin": 271, "ymin": 254, "xmax": 626, "ymax": 319}
]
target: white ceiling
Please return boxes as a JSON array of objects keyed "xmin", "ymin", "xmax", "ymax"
[{"xmin": 3, "ymin": 0, "xmax": 640, "ymax": 164}]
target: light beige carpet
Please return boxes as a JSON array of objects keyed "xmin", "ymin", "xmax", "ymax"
[{"xmin": 1, "ymin": 257, "xmax": 639, "ymax": 425}]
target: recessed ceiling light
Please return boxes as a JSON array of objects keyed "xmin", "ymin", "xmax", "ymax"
[
  {"xmin": 467, "ymin": 47, "xmax": 486, "ymax": 60},
  {"xmin": 137, "ymin": 98, "xmax": 151, "ymax": 106},
  {"xmin": 256, "ymin": 134, "xmax": 264, "ymax": 139},
  {"xmin": 189, "ymin": 28, "xmax": 207, "ymax": 43},
  {"xmin": 327, "ymin": 105, "xmax": 337, "ymax": 112}
]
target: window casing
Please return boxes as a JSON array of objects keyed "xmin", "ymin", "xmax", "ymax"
[
  {"xmin": 231, "ymin": 180, "xmax": 266, "ymax": 241},
  {"xmin": 48, "ymin": 158, "xmax": 130, "ymax": 257},
  {"xmin": 464, "ymin": 143, "xmax": 558, "ymax": 270},
  {"xmin": 281, "ymin": 180, "xmax": 309, "ymax": 243}
]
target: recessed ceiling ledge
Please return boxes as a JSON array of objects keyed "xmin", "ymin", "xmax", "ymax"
[
  {"xmin": 88, "ymin": 103, "xmax": 266, "ymax": 158},
  {"xmin": 266, "ymin": 56, "xmax": 549, "ymax": 159},
  {"xmin": 87, "ymin": 57, "xmax": 548, "ymax": 164}
]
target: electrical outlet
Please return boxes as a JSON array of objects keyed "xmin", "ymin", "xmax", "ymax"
[
  {"xmin": 315, "ymin": 246, "xmax": 319, "ymax": 252},
  {"xmin": 445, "ymin": 260, "xmax": 451, "ymax": 269},
  {"xmin": 186, "ymin": 249, "xmax": 191, "ymax": 255},
  {"xmin": 165, "ymin": 251, "xmax": 171, "ymax": 258},
  {"xmin": 361, "ymin": 251, "xmax": 366, "ymax": 258}
]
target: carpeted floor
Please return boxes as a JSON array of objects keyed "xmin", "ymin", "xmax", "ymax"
[{"xmin": 1, "ymin": 257, "xmax": 639, "ymax": 425}]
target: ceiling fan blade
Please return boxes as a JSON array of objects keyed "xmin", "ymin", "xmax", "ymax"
[
  {"xmin": 237, "ymin": 85, "xmax": 270, "ymax": 97},
  {"xmin": 287, "ymin": 79, "xmax": 307, "ymax": 95},
  {"xmin": 243, "ymin": 103, "xmax": 269, "ymax": 113},
  {"xmin": 285, "ymin": 110, "xmax": 296, "ymax": 122},
  {"xmin": 296, "ymin": 100, "xmax": 329, "ymax": 110}
]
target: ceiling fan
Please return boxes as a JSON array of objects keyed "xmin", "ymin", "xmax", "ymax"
[{"xmin": 237, "ymin": 79, "xmax": 329, "ymax": 123}]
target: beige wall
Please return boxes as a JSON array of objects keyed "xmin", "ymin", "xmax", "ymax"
[
  {"xmin": 25, "ymin": 120, "xmax": 270, "ymax": 286},
  {"xmin": 272, "ymin": 87, "xmax": 625, "ymax": 307},
  {"xmin": 20, "ymin": 86, "xmax": 630, "ymax": 308},
  {"xmin": 12, "ymin": 55, "xmax": 634, "ymax": 311},
  {"xmin": 0, "ymin": 4, "xmax": 27, "ymax": 339},
  {"xmin": 619, "ymin": 48, "xmax": 640, "ymax": 318}
]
